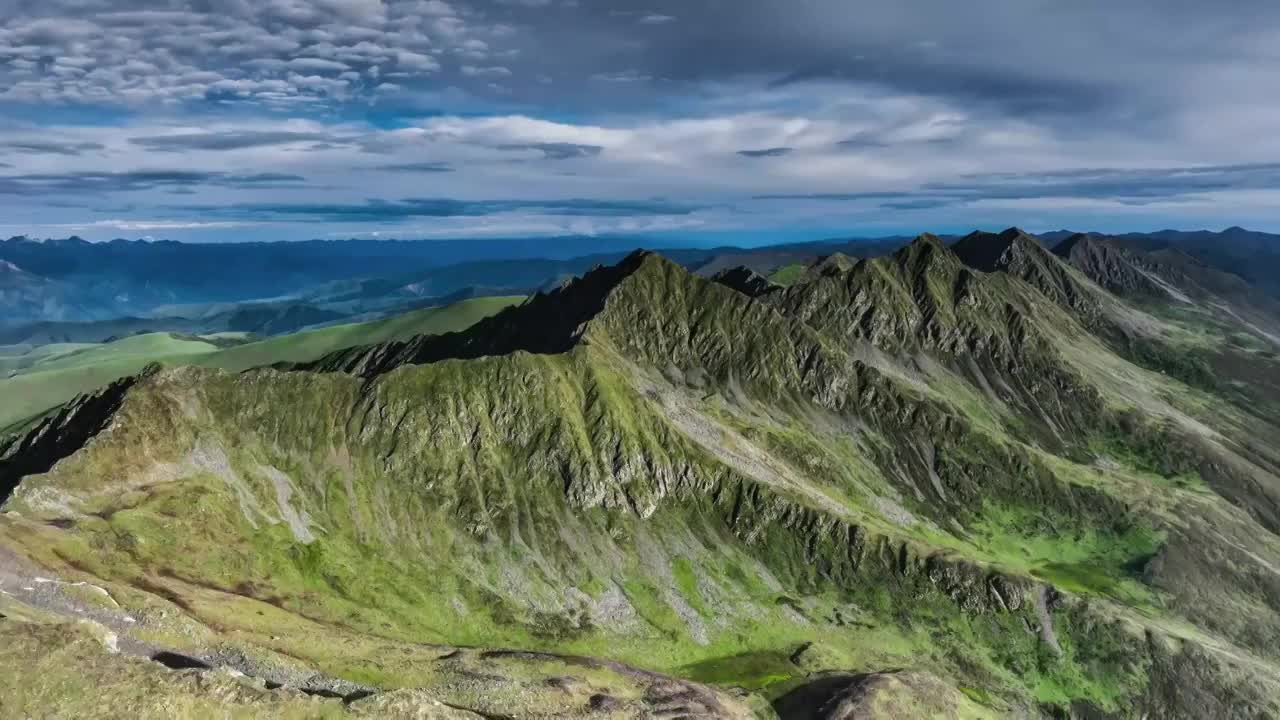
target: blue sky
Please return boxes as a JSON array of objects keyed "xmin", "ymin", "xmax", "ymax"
[{"xmin": 2, "ymin": 0, "xmax": 1280, "ymax": 243}]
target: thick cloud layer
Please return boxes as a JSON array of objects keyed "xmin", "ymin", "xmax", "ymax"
[{"xmin": 1, "ymin": 0, "xmax": 1278, "ymax": 241}]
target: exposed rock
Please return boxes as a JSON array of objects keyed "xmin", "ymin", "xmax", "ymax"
[
  {"xmin": 710, "ymin": 266, "xmax": 781, "ymax": 298},
  {"xmin": 772, "ymin": 670, "xmax": 989, "ymax": 719}
]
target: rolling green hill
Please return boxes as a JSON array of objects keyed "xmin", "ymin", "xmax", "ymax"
[
  {"xmin": 1, "ymin": 240, "xmax": 1279, "ymax": 718},
  {"xmin": 0, "ymin": 295, "xmax": 523, "ymax": 430},
  {"xmin": 0, "ymin": 334, "xmax": 225, "ymax": 431},
  {"xmin": 0, "ymin": 342, "xmax": 99, "ymax": 375},
  {"xmin": 195, "ymin": 295, "xmax": 525, "ymax": 372}
]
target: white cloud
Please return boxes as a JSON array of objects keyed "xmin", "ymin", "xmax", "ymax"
[
  {"xmin": 395, "ymin": 50, "xmax": 441, "ymax": 72},
  {"xmin": 286, "ymin": 57, "xmax": 350, "ymax": 73},
  {"xmin": 460, "ymin": 65, "xmax": 511, "ymax": 78},
  {"xmin": 0, "ymin": 0, "xmax": 508, "ymax": 107}
]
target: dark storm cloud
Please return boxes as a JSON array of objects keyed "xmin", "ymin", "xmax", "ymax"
[
  {"xmin": 174, "ymin": 196, "xmax": 703, "ymax": 222},
  {"xmin": 0, "ymin": 170, "xmax": 306, "ymax": 195},
  {"xmin": 129, "ymin": 130, "xmax": 341, "ymax": 151},
  {"xmin": 737, "ymin": 147, "xmax": 793, "ymax": 158}
]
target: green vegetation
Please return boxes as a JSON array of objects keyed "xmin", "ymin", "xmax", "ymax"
[
  {"xmin": 0, "ymin": 333, "xmax": 222, "ymax": 428},
  {"xmin": 3, "ymin": 245, "xmax": 1280, "ymax": 717},
  {"xmin": 199, "ymin": 295, "xmax": 523, "ymax": 372},
  {"xmin": 967, "ymin": 503, "xmax": 1162, "ymax": 603},
  {"xmin": 766, "ymin": 263, "xmax": 806, "ymax": 287},
  {"xmin": 0, "ymin": 342, "xmax": 98, "ymax": 375},
  {"xmin": 0, "ymin": 295, "xmax": 522, "ymax": 428}
]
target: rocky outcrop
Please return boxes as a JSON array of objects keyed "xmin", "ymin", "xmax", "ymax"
[{"xmin": 773, "ymin": 670, "xmax": 989, "ymax": 719}]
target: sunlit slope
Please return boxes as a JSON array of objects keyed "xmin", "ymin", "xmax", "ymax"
[
  {"xmin": 196, "ymin": 295, "xmax": 524, "ymax": 372},
  {"xmin": 0, "ymin": 295, "xmax": 523, "ymax": 429}
]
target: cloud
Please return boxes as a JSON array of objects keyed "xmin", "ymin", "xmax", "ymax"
[
  {"xmin": 374, "ymin": 161, "xmax": 456, "ymax": 172},
  {"xmin": 38, "ymin": 219, "xmax": 255, "ymax": 231},
  {"xmin": 461, "ymin": 65, "xmax": 512, "ymax": 78},
  {"xmin": 590, "ymin": 70, "xmax": 652, "ymax": 83},
  {"xmin": 285, "ymin": 58, "xmax": 351, "ymax": 73},
  {"xmin": 5, "ymin": 2, "xmax": 1280, "ymax": 240},
  {"xmin": 737, "ymin": 147, "xmax": 793, "ymax": 158},
  {"xmin": 497, "ymin": 142, "xmax": 603, "ymax": 160},
  {"xmin": 0, "ymin": 170, "xmax": 306, "ymax": 195},
  {"xmin": 758, "ymin": 162, "xmax": 1280, "ymax": 210},
  {"xmin": 752, "ymin": 191, "xmax": 914, "ymax": 202},
  {"xmin": 129, "ymin": 130, "xmax": 339, "ymax": 151},
  {"xmin": 0, "ymin": 140, "xmax": 105, "ymax": 156},
  {"xmin": 396, "ymin": 51, "xmax": 442, "ymax": 72},
  {"xmin": 177, "ymin": 196, "xmax": 702, "ymax": 222},
  {"xmin": 922, "ymin": 162, "xmax": 1280, "ymax": 203},
  {"xmin": 0, "ymin": 0, "xmax": 491, "ymax": 108}
]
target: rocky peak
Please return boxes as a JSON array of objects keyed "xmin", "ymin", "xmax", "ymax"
[
  {"xmin": 303, "ymin": 250, "xmax": 734, "ymax": 380},
  {"xmin": 891, "ymin": 233, "xmax": 961, "ymax": 274},
  {"xmin": 954, "ymin": 229, "xmax": 1094, "ymax": 300},
  {"xmin": 710, "ymin": 265, "xmax": 780, "ymax": 298},
  {"xmin": 998, "ymin": 226, "xmax": 1039, "ymax": 243},
  {"xmin": 951, "ymin": 228, "xmax": 1044, "ymax": 273},
  {"xmin": 1052, "ymin": 233, "xmax": 1178, "ymax": 299},
  {"xmin": 304, "ymin": 250, "xmax": 661, "ymax": 377},
  {"xmin": 1050, "ymin": 232, "xmax": 1099, "ymax": 257},
  {"xmin": 813, "ymin": 252, "xmax": 857, "ymax": 274}
]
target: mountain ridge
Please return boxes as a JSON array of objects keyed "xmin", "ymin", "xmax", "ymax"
[{"xmin": 2, "ymin": 238, "xmax": 1280, "ymax": 717}]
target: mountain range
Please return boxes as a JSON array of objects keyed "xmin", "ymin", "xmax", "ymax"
[
  {"xmin": 0, "ymin": 228, "xmax": 1279, "ymax": 718},
  {"xmin": 4, "ymin": 228, "xmax": 1275, "ymax": 330}
]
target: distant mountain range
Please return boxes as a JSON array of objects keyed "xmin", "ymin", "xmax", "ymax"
[
  {"xmin": 1040, "ymin": 226, "xmax": 1280, "ymax": 297},
  {"xmin": 0, "ymin": 234, "xmax": 672, "ymax": 327},
  {"xmin": 0, "ymin": 234, "xmax": 907, "ymax": 335},
  {"xmin": 5, "ymin": 228, "xmax": 1274, "ymax": 332}
]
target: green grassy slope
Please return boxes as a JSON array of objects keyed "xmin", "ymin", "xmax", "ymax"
[
  {"xmin": 0, "ymin": 296, "xmax": 523, "ymax": 429},
  {"xmin": 197, "ymin": 295, "xmax": 524, "ymax": 372},
  {"xmin": 0, "ymin": 342, "xmax": 99, "ymax": 375},
  {"xmin": 767, "ymin": 263, "xmax": 806, "ymax": 287},
  {"xmin": 0, "ymin": 333, "xmax": 222, "ymax": 430}
]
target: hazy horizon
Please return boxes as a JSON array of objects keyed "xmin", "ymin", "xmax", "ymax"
[{"xmin": 3, "ymin": 224, "xmax": 1275, "ymax": 248}]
